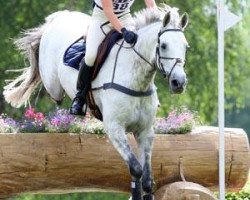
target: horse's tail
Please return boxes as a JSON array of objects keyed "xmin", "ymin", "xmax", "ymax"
[{"xmin": 3, "ymin": 11, "xmax": 65, "ymax": 108}]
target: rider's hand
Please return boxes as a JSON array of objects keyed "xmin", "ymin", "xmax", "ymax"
[{"xmin": 121, "ymin": 28, "xmax": 138, "ymax": 44}]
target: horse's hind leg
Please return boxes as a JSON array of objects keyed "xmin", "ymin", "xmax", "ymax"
[
  {"xmin": 105, "ymin": 122, "xmax": 143, "ymax": 200},
  {"xmin": 42, "ymin": 76, "xmax": 65, "ymax": 103},
  {"xmin": 134, "ymin": 128, "xmax": 155, "ymax": 200}
]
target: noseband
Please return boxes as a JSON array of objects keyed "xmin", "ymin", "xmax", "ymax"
[
  {"xmin": 155, "ymin": 29, "xmax": 186, "ymax": 81},
  {"xmin": 132, "ymin": 28, "xmax": 186, "ymax": 82}
]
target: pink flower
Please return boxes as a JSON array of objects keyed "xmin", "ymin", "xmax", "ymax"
[
  {"xmin": 35, "ymin": 112, "xmax": 45, "ymax": 121},
  {"xmin": 25, "ymin": 107, "xmax": 36, "ymax": 119}
]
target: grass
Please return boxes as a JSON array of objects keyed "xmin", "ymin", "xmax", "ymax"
[
  {"xmin": 223, "ymin": 176, "xmax": 250, "ymax": 200},
  {"xmin": 9, "ymin": 193, "xmax": 129, "ymax": 200},
  {"xmin": 11, "ymin": 179, "xmax": 250, "ymax": 200},
  {"xmin": 243, "ymin": 176, "xmax": 250, "ymax": 193}
]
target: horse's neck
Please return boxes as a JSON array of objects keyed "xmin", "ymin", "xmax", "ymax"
[
  {"xmin": 127, "ymin": 22, "xmax": 161, "ymax": 90},
  {"xmin": 95, "ymin": 22, "xmax": 161, "ymax": 92},
  {"xmin": 136, "ymin": 22, "xmax": 161, "ymax": 61}
]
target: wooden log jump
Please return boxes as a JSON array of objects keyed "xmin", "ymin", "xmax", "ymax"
[{"xmin": 0, "ymin": 126, "xmax": 249, "ymax": 199}]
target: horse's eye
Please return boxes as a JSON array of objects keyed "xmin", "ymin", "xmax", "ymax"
[{"xmin": 161, "ymin": 43, "xmax": 167, "ymax": 50}]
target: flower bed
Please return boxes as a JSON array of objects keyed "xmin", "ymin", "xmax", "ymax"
[
  {"xmin": 154, "ymin": 107, "xmax": 199, "ymax": 134},
  {"xmin": 0, "ymin": 107, "xmax": 199, "ymax": 135}
]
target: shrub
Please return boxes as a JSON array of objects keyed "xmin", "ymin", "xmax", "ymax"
[
  {"xmin": 1, "ymin": 107, "xmax": 199, "ymax": 135},
  {"xmin": 46, "ymin": 108, "xmax": 79, "ymax": 133},
  {"xmin": 155, "ymin": 107, "xmax": 200, "ymax": 134},
  {"xmin": 225, "ymin": 191, "xmax": 250, "ymax": 200},
  {"xmin": 0, "ymin": 114, "xmax": 18, "ymax": 133},
  {"xmin": 19, "ymin": 107, "xmax": 46, "ymax": 133}
]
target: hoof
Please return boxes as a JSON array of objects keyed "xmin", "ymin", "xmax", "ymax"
[
  {"xmin": 143, "ymin": 194, "xmax": 154, "ymax": 200},
  {"xmin": 131, "ymin": 179, "xmax": 142, "ymax": 200}
]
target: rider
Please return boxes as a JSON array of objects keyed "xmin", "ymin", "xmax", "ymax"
[{"xmin": 70, "ymin": 0, "xmax": 157, "ymax": 115}]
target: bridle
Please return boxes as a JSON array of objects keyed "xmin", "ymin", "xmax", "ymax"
[
  {"xmin": 155, "ymin": 28, "xmax": 186, "ymax": 81},
  {"xmin": 132, "ymin": 28, "xmax": 186, "ymax": 82},
  {"xmin": 90, "ymin": 28, "xmax": 187, "ymax": 99},
  {"xmin": 87, "ymin": 27, "xmax": 187, "ymax": 120}
]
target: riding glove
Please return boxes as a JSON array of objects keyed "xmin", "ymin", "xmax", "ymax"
[{"xmin": 121, "ymin": 28, "xmax": 138, "ymax": 44}]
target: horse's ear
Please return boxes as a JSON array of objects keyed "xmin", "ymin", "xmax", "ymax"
[
  {"xmin": 180, "ymin": 12, "xmax": 189, "ymax": 29},
  {"xmin": 163, "ymin": 11, "xmax": 171, "ymax": 27}
]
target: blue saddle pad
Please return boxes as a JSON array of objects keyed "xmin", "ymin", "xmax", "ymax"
[
  {"xmin": 63, "ymin": 31, "xmax": 122, "ymax": 71},
  {"xmin": 63, "ymin": 37, "xmax": 85, "ymax": 70}
]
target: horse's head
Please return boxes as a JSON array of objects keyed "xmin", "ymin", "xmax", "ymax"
[{"xmin": 156, "ymin": 10, "xmax": 189, "ymax": 93}]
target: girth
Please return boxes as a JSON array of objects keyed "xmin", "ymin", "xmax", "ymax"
[{"xmin": 92, "ymin": 83, "xmax": 154, "ymax": 97}]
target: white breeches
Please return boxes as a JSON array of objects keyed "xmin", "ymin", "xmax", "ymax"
[{"xmin": 85, "ymin": 7, "xmax": 136, "ymax": 66}]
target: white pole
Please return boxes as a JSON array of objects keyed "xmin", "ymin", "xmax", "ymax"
[{"xmin": 217, "ymin": 0, "xmax": 225, "ymax": 199}]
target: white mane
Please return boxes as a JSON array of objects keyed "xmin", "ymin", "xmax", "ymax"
[{"xmin": 133, "ymin": 4, "xmax": 181, "ymax": 29}]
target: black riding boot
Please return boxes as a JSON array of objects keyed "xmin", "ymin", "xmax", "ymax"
[{"xmin": 70, "ymin": 59, "xmax": 92, "ymax": 116}]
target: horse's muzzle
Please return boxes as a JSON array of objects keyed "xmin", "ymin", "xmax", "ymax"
[{"xmin": 170, "ymin": 78, "xmax": 187, "ymax": 93}]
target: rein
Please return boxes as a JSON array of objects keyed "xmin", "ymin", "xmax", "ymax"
[
  {"xmin": 91, "ymin": 40, "xmax": 154, "ymax": 97},
  {"xmin": 91, "ymin": 28, "xmax": 185, "ymax": 97},
  {"xmin": 87, "ymin": 28, "xmax": 185, "ymax": 120}
]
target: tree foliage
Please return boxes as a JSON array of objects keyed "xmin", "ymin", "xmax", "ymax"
[{"xmin": 156, "ymin": 0, "xmax": 250, "ymax": 124}]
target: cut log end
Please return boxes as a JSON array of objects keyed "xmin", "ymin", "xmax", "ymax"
[{"xmin": 155, "ymin": 182, "xmax": 218, "ymax": 200}]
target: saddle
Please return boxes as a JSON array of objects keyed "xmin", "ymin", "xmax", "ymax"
[{"xmin": 64, "ymin": 30, "xmax": 123, "ymax": 121}]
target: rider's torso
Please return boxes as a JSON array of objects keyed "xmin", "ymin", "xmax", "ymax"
[{"xmin": 94, "ymin": 0, "xmax": 135, "ymax": 13}]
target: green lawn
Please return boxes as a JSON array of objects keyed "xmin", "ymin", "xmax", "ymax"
[
  {"xmin": 9, "ymin": 193, "xmax": 129, "ymax": 200},
  {"xmin": 243, "ymin": 178, "xmax": 250, "ymax": 193},
  {"xmin": 224, "ymin": 177, "xmax": 250, "ymax": 199}
]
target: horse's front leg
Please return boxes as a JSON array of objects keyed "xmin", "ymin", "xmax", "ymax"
[
  {"xmin": 105, "ymin": 122, "xmax": 143, "ymax": 200},
  {"xmin": 134, "ymin": 127, "xmax": 155, "ymax": 200}
]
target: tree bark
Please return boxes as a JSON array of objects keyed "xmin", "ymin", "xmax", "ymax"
[{"xmin": 0, "ymin": 126, "xmax": 249, "ymax": 199}]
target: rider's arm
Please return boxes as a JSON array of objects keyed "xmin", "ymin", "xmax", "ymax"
[
  {"xmin": 101, "ymin": 0, "xmax": 123, "ymax": 33},
  {"xmin": 144, "ymin": 0, "xmax": 157, "ymax": 8}
]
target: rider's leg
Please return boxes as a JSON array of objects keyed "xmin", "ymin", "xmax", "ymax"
[
  {"xmin": 70, "ymin": 16, "xmax": 106, "ymax": 116},
  {"xmin": 70, "ymin": 59, "xmax": 92, "ymax": 115},
  {"xmin": 70, "ymin": 9, "xmax": 135, "ymax": 116}
]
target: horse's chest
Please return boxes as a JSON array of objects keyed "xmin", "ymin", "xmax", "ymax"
[
  {"xmin": 100, "ymin": 91, "xmax": 158, "ymax": 131},
  {"xmin": 123, "ymin": 98, "xmax": 157, "ymax": 131}
]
